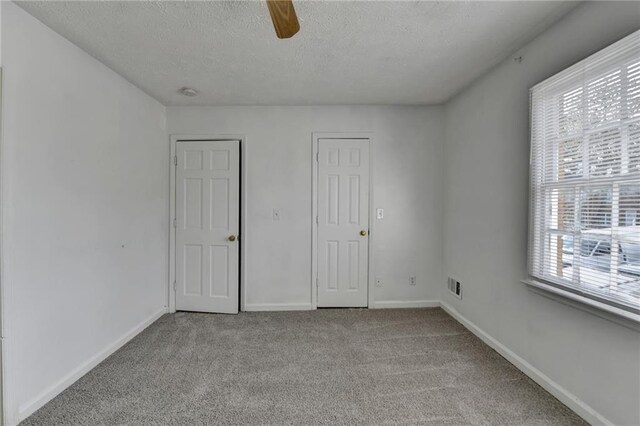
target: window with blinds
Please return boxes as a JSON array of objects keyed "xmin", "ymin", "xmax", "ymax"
[{"xmin": 529, "ymin": 30, "xmax": 640, "ymax": 313}]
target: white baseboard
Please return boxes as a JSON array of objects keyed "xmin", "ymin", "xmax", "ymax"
[
  {"xmin": 439, "ymin": 301, "xmax": 612, "ymax": 426},
  {"xmin": 16, "ymin": 307, "xmax": 167, "ymax": 425},
  {"xmin": 373, "ymin": 300, "xmax": 440, "ymax": 309},
  {"xmin": 245, "ymin": 300, "xmax": 441, "ymax": 311},
  {"xmin": 244, "ymin": 303, "xmax": 313, "ymax": 312}
]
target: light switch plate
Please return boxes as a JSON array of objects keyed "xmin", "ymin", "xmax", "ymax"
[{"xmin": 376, "ymin": 208, "xmax": 384, "ymax": 219}]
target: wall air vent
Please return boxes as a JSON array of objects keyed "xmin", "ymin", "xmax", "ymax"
[{"xmin": 447, "ymin": 277, "xmax": 462, "ymax": 299}]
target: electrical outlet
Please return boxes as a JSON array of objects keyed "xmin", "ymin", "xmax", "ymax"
[
  {"xmin": 375, "ymin": 277, "xmax": 383, "ymax": 287},
  {"xmin": 409, "ymin": 276, "xmax": 416, "ymax": 286},
  {"xmin": 273, "ymin": 209, "xmax": 280, "ymax": 221}
]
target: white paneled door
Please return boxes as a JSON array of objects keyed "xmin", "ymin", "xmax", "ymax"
[
  {"xmin": 176, "ymin": 140, "xmax": 240, "ymax": 314},
  {"xmin": 317, "ymin": 138, "xmax": 370, "ymax": 307}
]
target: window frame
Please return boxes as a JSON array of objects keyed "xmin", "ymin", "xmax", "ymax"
[{"xmin": 527, "ymin": 30, "xmax": 640, "ymax": 324}]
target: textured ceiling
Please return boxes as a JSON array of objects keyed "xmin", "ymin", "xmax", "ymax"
[{"xmin": 17, "ymin": 1, "xmax": 579, "ymax": 106}]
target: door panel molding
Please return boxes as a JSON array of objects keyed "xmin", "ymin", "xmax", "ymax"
[
  {"xmin": 169, "ymin": 135, "xmax": 246, "ymax": 313},
  {"xmin": 312, "ymin": 133, "xmax": 374, "ymax": 309}
]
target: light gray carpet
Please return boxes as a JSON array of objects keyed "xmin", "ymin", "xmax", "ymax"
[{"xmin": 22, "ymin": 308, "xmax": 586, "ymax": 425}]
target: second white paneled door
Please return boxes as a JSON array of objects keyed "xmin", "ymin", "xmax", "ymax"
[
  {"xmin": 176, "ymin": 140, "xmax": 239, "ymax": 314},
  {"xmin": 317, "ymin": 138, "xmax": 370, "ymax": 307}
]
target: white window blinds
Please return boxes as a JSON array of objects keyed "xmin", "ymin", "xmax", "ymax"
[{"xmin": 529, "ymin": 30, "xmax": 640, "ymax": 312}]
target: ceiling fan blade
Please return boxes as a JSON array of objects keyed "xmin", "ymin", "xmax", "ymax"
[{"xmin": 266, "ymin": 0, "xmax": 300, "ymax": 39}]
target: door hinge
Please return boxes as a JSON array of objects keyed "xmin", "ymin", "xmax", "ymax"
[
  {"xmin": 316, "ymin": 216, "xmax": 319, "ymax": 225},
  {"xmin": 316, "ymin": 152, "xmax": 319, "ymax": 162},
  {"xmin": 174, "ymin": 155, "xmax": 177, "ymax": 166},
  {"xmin": 173, "ymin": 281, "xmax": 176, "ymax": 291},
  {"xmin": 316, "ymin": 277, "xmax": 319, "ymax": 288},
  {"xmin": 173, "ymin": 218, "xmax": 177, "ymax": 228}
]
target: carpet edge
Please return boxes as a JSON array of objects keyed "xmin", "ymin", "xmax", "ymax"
[
  {"xmin": 439, "ymin": 301, "xmax": 612, "ymax": 426},
  {"xmin": 16, "ymin": 307, "xmax": 168, "ymax": 425}
]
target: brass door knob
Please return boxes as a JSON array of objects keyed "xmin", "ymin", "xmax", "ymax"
[
  {"xmin": 360, "ymin": 230, "xmax": 368, "ymax": 236},
  {"xmin": 228, "ymin": 235, "xmax": 236, "ymax": 242}
]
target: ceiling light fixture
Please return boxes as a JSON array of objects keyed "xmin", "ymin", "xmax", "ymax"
[{"xmin": 179, "ymin": 87, "xmax": 198, "ymax": 97}]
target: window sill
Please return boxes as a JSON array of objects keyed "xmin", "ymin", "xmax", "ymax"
[{"xmin": 521, "ymin": 279, "xmax": 640, "ymax": 331}]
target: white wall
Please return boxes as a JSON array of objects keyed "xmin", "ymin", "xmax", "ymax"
[
  {"xmin": 2, "ymin": 3, "xmax": 168, "ymax": 424},
  {"xmin": 168, "ymin": 106, "xmax": 444, "ymax": 310},
  {"xmin": 442, "ymin": 2, "xmax": 640, "ymax": 425}
]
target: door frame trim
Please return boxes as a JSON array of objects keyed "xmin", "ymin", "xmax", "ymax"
[
  {"xmin": 169, "ymin": 135, "xmax": 246, "ymax": 313},
  {"xmin": 0, "ymin": 67, "xmax": 7, "ymax": 426},
  {"xmin": 311, "ymin": 132, "xmax": 374, "ymax": 309}
]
